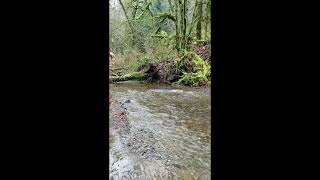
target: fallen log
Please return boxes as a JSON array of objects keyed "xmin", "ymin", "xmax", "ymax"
[{"xmin": 109, "ymin": 72, "xmax": 145, "ymax": 83}]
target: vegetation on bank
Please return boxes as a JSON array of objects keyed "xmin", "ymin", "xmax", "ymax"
[{"xmin": 109, "ymin": 0, "xmax": 212, "ymax": 86}]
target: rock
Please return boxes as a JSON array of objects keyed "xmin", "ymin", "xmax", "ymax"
[
  {"xmin": 172, "ymin": 164, "xmax": 182, "ymax": 169},
  {"xmin": 124, "ymin": 99, "xmax": 131, "ymax": 103}
]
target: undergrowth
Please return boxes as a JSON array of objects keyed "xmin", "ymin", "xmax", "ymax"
[
  {"xmin": 111, "ymin": 46, "xmax": 211, "ymax": 86},
  {"xmin": 177, "ymin": 52, "xmax": 210, "ymax": 86},
  {"xmin": 127, "ymin": 56, "xmax": 151, "ymax": 72}
]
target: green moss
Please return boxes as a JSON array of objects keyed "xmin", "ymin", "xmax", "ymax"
[
  {"xmin": 110, "ymin": 72, "xmax": 145, "ymax": 83},
  {"xmin": 127, "ymin": 72, "xmax": 145, "ymax": 81},
  {"xmin": 177, "ymin": 51, "xmax": 210, "ymax": 86}
]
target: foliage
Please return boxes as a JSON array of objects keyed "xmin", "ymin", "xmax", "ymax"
[
  {"xmin": 109, "ymin": 0, "xmax": 211, "ymax": 86},
  {"xmin": 128, "ymin": 56, "xmax": 151, "ymax": 72},
  {"xmin": 177, "ymin": 52, "xmax": 210, "ymax": 86}
]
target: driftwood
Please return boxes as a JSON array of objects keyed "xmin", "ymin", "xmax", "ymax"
[{"xmin": 109, "ymin": 52, "xmax": 115, "ymax": 59}]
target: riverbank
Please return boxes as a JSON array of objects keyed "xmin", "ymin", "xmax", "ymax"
[{"xmin": 109, "ymin": 43, "xmax": 212, "ymax": 87}]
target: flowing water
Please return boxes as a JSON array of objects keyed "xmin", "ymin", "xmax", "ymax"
[{"xmin": 109, "ymin": 81, "xmax": 211, "ymax": 180}]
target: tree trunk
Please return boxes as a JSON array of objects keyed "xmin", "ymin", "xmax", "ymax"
[
  {"xmin": 175, "ymin": 0, "xmax": 181, "ymax": 54},
  {"xmin": 188, "ymin": 0, "xmax": 199, "ymax": 36},
  {"xmin": 118, "ymin": 0, "xmax": 136, "ymax": 46},
  {"xmin": 196, "ymin": 0, "xmax": 203, "ymax": 40},
  {"xmin": 204, "ymin": 0, "xmax": 210, "ymax": 41},
  {"xmin": 118, "ymin": 0, "xmax": 134, "ymax": 34},
  {"xmin": 182, "ymin": 0, "xmax": 187, "ymax": 51},
  {"xmin": 180, "ymin": 0, "xmax": 184, "ymax": 50}
]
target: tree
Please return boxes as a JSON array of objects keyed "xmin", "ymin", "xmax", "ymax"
[{"xmin": 196, "ymin": 0, "xmax": 203, "ymax": 40}]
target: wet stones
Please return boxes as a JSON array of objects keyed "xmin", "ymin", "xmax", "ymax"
[
  {"xmin": 123, "ymin": 128, "xmax": 162, "ymax": 161},
  {"xmin": 109, "ymin": 97, "xmax": 131, "ymax": 135},
  {"xmin": 120, "ymin": 99, "xmax": 131, "ymax": 109},
  {"xmin": 124, "ymin": 99, "xmax": 131, "ymax": 103}
]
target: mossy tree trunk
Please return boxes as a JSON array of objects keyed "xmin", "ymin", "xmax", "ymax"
[
  {"xmin": 204, "ymin": 0, "xmax": 210, "ymax": 41},
  {"xmin": 196, "ymin": 0, "xmax": 203, "ymax": 40},
  {"xmin": 174, "ymin": 0, "xmax": 181, "ymax": 55}
]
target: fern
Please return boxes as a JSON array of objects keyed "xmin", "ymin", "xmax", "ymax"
[{"xmin": 177, "ymin": 51, "xmax": 210, "ymax": 86}]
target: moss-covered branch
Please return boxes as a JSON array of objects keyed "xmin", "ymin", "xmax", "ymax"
[{"xmin": 110, "ymin": 72, "xmax": 145, "ymax": 83}]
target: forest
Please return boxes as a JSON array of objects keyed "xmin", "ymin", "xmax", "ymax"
[{"xmin": 109, "ymin": 0, "xmax": 211, "ymax": 86}]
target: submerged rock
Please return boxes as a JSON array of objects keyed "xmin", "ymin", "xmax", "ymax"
[{"xmin": 124, "ymin": 99, "xmax": 131, "ymax": 103}]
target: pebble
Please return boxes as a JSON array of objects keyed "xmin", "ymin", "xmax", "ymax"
[{"xmin": 125, "ymin": 99, "xmax": 131, "ymax": 103}]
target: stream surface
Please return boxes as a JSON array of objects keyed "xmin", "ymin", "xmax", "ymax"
[{"xmin": 109, "ymin": 81, "xmax": 211, "ymax": 180}]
